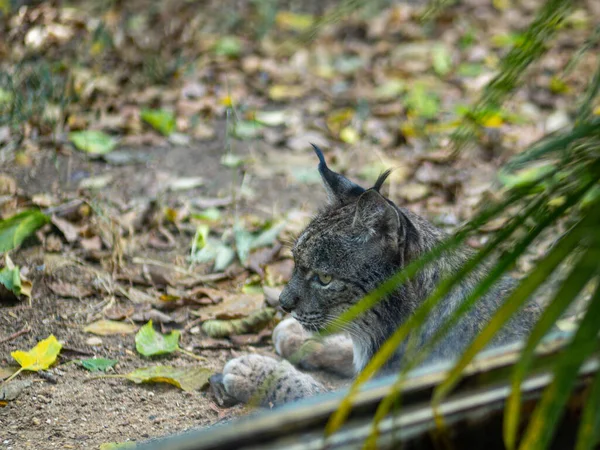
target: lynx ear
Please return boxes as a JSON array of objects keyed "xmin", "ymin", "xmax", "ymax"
[
  {"xmin": 353, "ymin": 190, "xmax": 402, "ymax": 249},
  {"xmin": 312, "ymin": 144, "xmax": 365, "ymax": 205}
]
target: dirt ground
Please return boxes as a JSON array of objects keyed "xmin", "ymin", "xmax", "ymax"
[
  {"xmin": 1, "ymin": 0, "xmax": 598, "ymax": 448},
  {"xmin": 0, "ymin": 134, "xmax": 354, "ymax": 449}
]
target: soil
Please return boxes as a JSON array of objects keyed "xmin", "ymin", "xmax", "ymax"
[{"xmin": 0, "ymin": 135, "xmax": 347, "ymax": 449}]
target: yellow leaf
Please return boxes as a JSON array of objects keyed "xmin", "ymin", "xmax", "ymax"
[
  {"xmin": 220, "ymin": 95, "xmax": 233, "ymax": 107},
  {"xmin": 275, "ymin": 11, "xmax": 314, "ymax": 31},
  {"xmin": 481, "ymin": 114, "xmax": 504, "ymax": 128},
  {"xmin": 326, "ymin": 108, "xmax": 354, "ymax": 135},
  {"xmin": 11, "ymin": 335, "xmax": 62, "ymax": 372},
  {"xmin": 593, "ymin": 106, "xmax": 600, "ymax": 116},
  {"xmin": 84, "ymin": 320, "xmax": 138, "ymax": 336},
  {"xmin": 268, "ymin": 85, "xmax": 306, "ymax": 101},
  {"xmin": 339, "ymin": 127, "xmax": 360, "ymax": 144}
]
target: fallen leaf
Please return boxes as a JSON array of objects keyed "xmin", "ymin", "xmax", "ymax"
[
  {"xmin": 80, "ymin": 358, "xmax": 118, "ymax": 372},
  {"xmin": 11, "ymin": 335, "xmax": 62, "ymax": 372},
  {"xmin": 135, "ymin": 321, "xmax": 180, "ymax": 357},
  {"xmin": 50, "ymin": 216, "xmax": 80, "ymax": 243},
  {"xmin": 268, "ymin": 85, "xmax": 306, "ymax": 101},
  {"xmin": 0, "ymin": 380, "xmax": 31, "ymax": 401},
  {"xmin": 202, "ymin": 308, "xmax": 275, "ymax": 338},
  {"xmin": 47, "ymin": 280, "xmax": 93, "ymax": 298},
  {"xmin": 69, "ymin": 131, "xmax": 118, "ymax": 156},
  {"xmin": 190, "ymin": 293, "xmax": 263, "ymax": 321},
  {"xmin": 115, "ymin": 365, "xmax": 213, "ymax": 391},
  {"xmin": 275, "ymin": 11, "xmax": 314, "ymax": 31},
  {"xmin": 397, "ymin": 183, "xmax": 430, "ymax": 202},
  {"xmin": 0, "ymin": 174, "xmax": 16, "ymax": 196},
  {"xmin": 253, "ymin": 110, "xmax": 287, "ymax": 127},
  {"xmin": 231, "ymin": 120, "xmax": 263, "ymax": 140},
  {"xmin": 168, "ymin": 177, "xmax": 204, "ymax": 191},
  {"xmin": 84, "ymin": 320, "xmax": 138, "ymax": 336},
  {"xmin": 79, "ymin": 175, "xmax": 113, "ymax": 190},
  {"xmin": 213, "ymin": 36, "xmax": 242, "ymax": 57},
  {"xmin": 0, "ymin": 366, "xmax": 19, "ymax": 380},
  {"xmin": 141, "ymin": 109, "xmax": 176, "ymax": 136},
  {"xmin": 0, "ymin": 209, "xmax": 49, "ymax": 252},
  {"xmin": 131, "ymin": 308, "xmax": 175, "ymax": 324}
]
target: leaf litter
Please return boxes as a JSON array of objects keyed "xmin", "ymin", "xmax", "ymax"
[{"xmin": 0, "ymin": 0, "xmax": 597, "ymax": 446}]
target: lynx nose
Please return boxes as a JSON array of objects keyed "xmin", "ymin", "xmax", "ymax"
[{"xmin": 279, "ymin": 290, "xmax": 299, "ymax": 313}]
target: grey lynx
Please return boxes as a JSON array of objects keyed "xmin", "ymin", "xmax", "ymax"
[{"xmin": 216, "ymin": 145, "xmax": 541, "ymax": 406}]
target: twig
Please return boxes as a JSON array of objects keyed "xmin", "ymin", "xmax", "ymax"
[{"xmin": 0, "ymin": 326, "xmax": 31, "ymax": 345}]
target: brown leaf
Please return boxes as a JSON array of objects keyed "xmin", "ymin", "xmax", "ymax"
[
  {"xmin": 190, "ymin": 293, "xmax": 263, "ymax": 321},
  {"xmin": 131, "ymin": 308, "xmax": 175, "ymax": 324},
  {"xmin": 104, "ymin": 305, "xmax": 135, "ymax": 321},
  {"xmin": 0, "ymin": 175, "xmax": 17, "ymax": 196},
  {"xmin": 47, "ymin": 280, "xmax": 93, "ymax": 299},
  {"xmin": 264, "ymin": 259, "xmax": 294, "ymax": 285},
  {"xmin": 80, "ymin": 235, "xmax": 102, "ymax": 251},
  {"xmin": 51, "ymin": 216, "xmax": 80, "ymax": 243}
]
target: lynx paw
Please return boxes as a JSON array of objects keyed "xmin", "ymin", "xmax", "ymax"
[
  {"xmin": 273, "ymin": 317, "xmax": 355, "ymax": 378},
  {"xmin": 221, "ymin": 354, "xmax": 325, "ymax": 407}
]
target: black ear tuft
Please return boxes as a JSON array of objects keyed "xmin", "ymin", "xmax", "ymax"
[
  {"xmin": 311, "ymin": 143, "xmax": 365, "ymax": 205},
  {"xmin": 373, "ymin": 169, "xmax": 393, "ymax": 192}
]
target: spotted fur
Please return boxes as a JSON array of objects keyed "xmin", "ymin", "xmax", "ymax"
[{"xmin": 220, "ymin": 145, "xmax": 541, "ymax": 406}]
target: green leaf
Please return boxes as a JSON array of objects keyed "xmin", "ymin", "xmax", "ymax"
[
  {"xmin": 135, "ymin": 321, "xmax": 180, "ymax": 357},
  {"xmin": 499, "ymin": 164, "xmax": 556, "ymax": 190},
  {"xmin": 0, "ymin": 209, "xmax": 49, "ymax": 252},
  {"xmin": 432, "ymin": 213, "xmax": 592, "ymax": 409},
  {"xmin": 360, "ymin": 186, "xmax": 562, "ymax": 444},
  {"xmin": 191, "ymin": 208, "xmax": 222, "ymax": 222},
  {"xmin": 254, "ymin": 110, "xmax": 287, "ymax": 127},
  {"xmin": 80, "ymin": 358, "xmax": 118, "ymax": 372},
  {"xmin": 234, "ymin": 221, "xmax": 286, "ymax": 265},
  {"xmin": 213, "ymin": 36, "xmax": 242, "ymax": 57},
  {"xmin": 69, "ymin": 131, "xmax": 118, "ymax": 156},
  {"xmin": 0, "ymin": 266, "xmax": 22, "ymax": 296},
  {"xmin": 504, "ymin": 247, "xmax": 600, "ymax": 450},
  {"xmin": 231, "ymin": 120, "xmax": 263, "ymax": 140},
  {"xmin": 575, "ymin": 360, "xmax": 600, "ymax": 450},
  {"xmin": 141, "ymin": 109, "xmax": 176, "ymax": 136},
  {"xmin": 325, "ymin": 194, "xmax": 522, "ymax": 434},
  {"xmin": 432, "ymin": 44, "xmax": 452, "ymax": 76},
  {"xmin": 190, "ymin": 225, "xmax": 236, "ymax": 271},
  {"xmin": 519, "ymin": 278, "xmax": 600, "ymax": 450},
  {"xmin": 405, "ymin": 83, "xmax": 439, "ymax": 119},
  {"xmin": 214, "ymin": 245, "xmax": 236, "ymax": 272}
]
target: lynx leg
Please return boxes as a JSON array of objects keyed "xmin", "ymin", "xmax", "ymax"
[
  {"xmin": 273, "ymin": 317, "xmax": 355, "ymax": 378},
  {"xmin": 220, "ymin": 354, "xmax": 325, "ymax": 407}
]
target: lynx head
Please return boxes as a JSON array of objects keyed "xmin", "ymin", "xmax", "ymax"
[{"xmin": 279, "ymin": 145, "xmax": 419, "ymax": 331}]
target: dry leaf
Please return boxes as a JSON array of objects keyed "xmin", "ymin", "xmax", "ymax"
[{"xmin": 84, "ymin": 320, "xmax": 138, "ymax": 336}]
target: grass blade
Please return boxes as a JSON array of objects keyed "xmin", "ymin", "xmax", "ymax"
[
  {"xmin": 322, "ymin": 194, "xmax": 521, "ymax": 339},
  {"xmin": 575, "ymin": 358, "xmax": 600, "ymax": 450},
  {"xmin": 364, "ymin": 182, "xmax": 585, "ymax": 446},
  {"xmin": 504, "ymin": 118, "xmax": 600, "ymax": 171},
  {"xmin": 518, "ymin": 276, "xmax": 600, "ymax": 450},
  {"xmin": 432, "ymin": 213, "xmax": 594, "ymax": 408},
  {"xmin": 503, "ymin": 247, "xmax": 599, "ymax": 450}
]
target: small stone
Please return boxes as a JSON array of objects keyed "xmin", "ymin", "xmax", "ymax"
[
  {"xmin": 545, "ymin": 110, "xmax": 570, "ymax": 133},
  {"xmin": 86, "ymin": 337, "xmax": 103, "ymax": 346}
]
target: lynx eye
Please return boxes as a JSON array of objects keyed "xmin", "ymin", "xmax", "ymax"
[{"xmin": 314, "ymin": 273, "xmax": 332, "ymax": 286}]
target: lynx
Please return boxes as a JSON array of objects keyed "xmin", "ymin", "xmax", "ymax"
[{"xmin": 213, "ymin": 145, "xmax": 541, "ymax": 406}]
